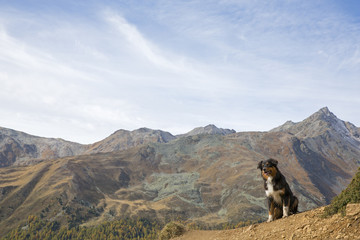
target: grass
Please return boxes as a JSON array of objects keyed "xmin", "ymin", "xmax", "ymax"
[{"xmin": 323, "ymin": 167, "xmax": 360, "ymax": 217}]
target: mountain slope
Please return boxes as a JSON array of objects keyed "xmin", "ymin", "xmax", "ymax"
[{"xmin": 174, "ymin": 203, "xmax": 360, "ymax": 240}]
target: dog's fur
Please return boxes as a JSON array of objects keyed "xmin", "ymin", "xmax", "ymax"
[{"xmin": 257, "ymin": 158, "xmax": 298, "ymax": 222}]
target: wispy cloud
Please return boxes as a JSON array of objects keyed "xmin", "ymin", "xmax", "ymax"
[{"xmin": 103, "ymin": 10, "xmax": 177, "ymax": 71}]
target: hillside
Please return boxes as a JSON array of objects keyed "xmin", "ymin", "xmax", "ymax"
[
  {"xmin": 0, "ymin": 107, "xmax": 359, "ymax": 235},
  {"xmin": 173, "ymin": 203, "xmax": 360, "ymax": 240}
]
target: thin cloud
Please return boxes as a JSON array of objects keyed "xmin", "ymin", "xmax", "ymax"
[{"xmin": 103, "ymin": 10, "xmax": 180, "ymax": 72}]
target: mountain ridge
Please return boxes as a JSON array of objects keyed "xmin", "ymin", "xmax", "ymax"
[{"xmin": 0, "ymin": 124, "xmax": 237, "ymax": 167}]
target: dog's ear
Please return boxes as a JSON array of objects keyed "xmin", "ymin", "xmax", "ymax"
[
  {"xmin": 268, "ymin": 158, "xmax": 278, "ymax": 166},
  {"xmin": 257, "ymin": 161, "xmax": 263, "ymax": 169}
]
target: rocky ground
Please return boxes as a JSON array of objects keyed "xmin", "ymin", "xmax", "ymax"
[{"xmin": 174, "ymin": 203, "xmax": 360, "ymax": 240}]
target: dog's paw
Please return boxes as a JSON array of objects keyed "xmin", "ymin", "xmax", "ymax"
[{"xmin": 267, "ymin": 215, "xmax": 273, "ymax": 222}]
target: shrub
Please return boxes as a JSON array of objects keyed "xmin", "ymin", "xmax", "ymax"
[
  {"xmin": 158, "ymin": 222, "xmax": 186, "ymax": 240},
  {"xmin": 323, "ymin": 167, "xmax": 360, "ymax": 217}
]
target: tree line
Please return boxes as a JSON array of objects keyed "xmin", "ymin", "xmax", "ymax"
[{"xmin": 3, "ymin": 215, "xmax": 161, "ymax": 240}]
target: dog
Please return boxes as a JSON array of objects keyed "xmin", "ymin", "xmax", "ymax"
[{"xmin": 257, "ymin": 158, "xmax": 298, "ymax": 222}]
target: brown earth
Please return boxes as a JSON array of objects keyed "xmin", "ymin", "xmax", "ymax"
[{"xmin": 174, "ymin": 203, "xmax": 360, "ymax": 240}]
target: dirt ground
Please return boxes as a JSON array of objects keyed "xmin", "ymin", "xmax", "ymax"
[{"xmin": 174, "ymin": 204, "xmax": 360, "ymax": 240}]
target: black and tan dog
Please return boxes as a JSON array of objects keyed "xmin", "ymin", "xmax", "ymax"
[{"xmin": 257, "ymin": 158, "xmax": 298, "ymax": 222}]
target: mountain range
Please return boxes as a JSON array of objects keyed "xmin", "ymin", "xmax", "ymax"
[{"xmin": 0, "ymin": 107, "xmax": 359, "ymax": 235}]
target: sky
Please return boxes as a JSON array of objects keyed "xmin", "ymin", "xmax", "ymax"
[{"xmin": 0, "ymin": 0, "xmax": 359, "ymax": 144}]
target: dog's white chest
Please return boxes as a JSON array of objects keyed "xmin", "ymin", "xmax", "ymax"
[
  {"xmin": 265, "ymin": 177, "xmax": 282, "ymax": 204},
  {"xmin": 265, "ymin": 178, "xmax": 274, "ymax": 196}
]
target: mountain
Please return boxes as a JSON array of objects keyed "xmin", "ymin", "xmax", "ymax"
[
  {"xmin": 0, "ymin": 124, "xmax": 233, "ymax": 167},
  {"xmin": 271, "ymin": 107, "xmax": 360, "ymax": 140},
  {"xmin": 85, "ymin": 128, "xmax": 176, "ymax": 154},
  {"xmin": 270, "ymin": 107, "xmax": 360, "ymax": 197},
  {"xmin": 178, "ymin": 124, "xmax": 236, "ymax": 138},
  {"xmin": 0, "ymin": 107, "xmax": 359, "ymax": 235},
  {"xmin": 0, "ymin": 127, "xmax": 86, "ymax": 167}
]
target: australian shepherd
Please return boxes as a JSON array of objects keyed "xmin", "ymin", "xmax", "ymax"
[{"xmin": 257, "ymin": 158, "xmax": 298, "ymax": 222}]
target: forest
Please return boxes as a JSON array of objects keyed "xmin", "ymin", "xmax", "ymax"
[
  {"xmin": 2, "ymin": 214, "xmax": 263, "ymax": 240},
  {"xmin": 2, "ymin": 216, "xmax": 161, "ymax": 240}
]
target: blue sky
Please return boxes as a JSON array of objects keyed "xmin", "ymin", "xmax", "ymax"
[{"xmin": 0, "ymin": 0, "xmax": 359, "ymax": 143}]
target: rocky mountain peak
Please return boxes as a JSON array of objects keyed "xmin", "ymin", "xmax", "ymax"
[
  {"xmin": 305, "ymin": 107, "xmax": 357, "ymax": 138},
  {"xmin": 178, "ymin": 124, "xmax": 236, "ymax": 138},
  {"xmin": 85, "ymin": 127, "xmax": 176, "ymax": 154},
  {"xmin": 307, "ymin": 107, "xmax": 337, "ymax": 122},
  {"xmin": 110, "ymin": 128, "xmax": 175, "ymax": 140},
  {"xmin": 270, "ymin": 107, "xmax": 341, "ymax": 135},
  {"xmin": 318, "ymin": 106, "xmax": 331, "ymax": 115},
  {"xmin": 270, "ymin": 107, "xmax": 360, "ymax": 150},
  {"xmin": 132, "ymin": 127, "xmax": 176, "ymax": 143}
]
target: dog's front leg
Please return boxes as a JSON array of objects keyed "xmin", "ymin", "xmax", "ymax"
[
  {"xmin": 282, "ymin": 196, "xmax": 290, "ymax": 218},
  {"xmin": 267, "ymin": 198, "xmax": 274, "ymax": 222}
]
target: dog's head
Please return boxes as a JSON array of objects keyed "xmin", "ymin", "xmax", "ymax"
[{"xmin": 257, "ymin": 158, "xmax": 278, "ymax": 180}]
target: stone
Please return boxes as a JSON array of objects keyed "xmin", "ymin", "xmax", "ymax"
[{"xmin": 346, "ymin": 204, "xmax": 360, "ymax": 217}]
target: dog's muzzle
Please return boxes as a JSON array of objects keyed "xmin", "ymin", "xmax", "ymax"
[{"xmin": 263, "ymin": 168, "xmax": 272, "ymax": 176}]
